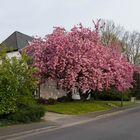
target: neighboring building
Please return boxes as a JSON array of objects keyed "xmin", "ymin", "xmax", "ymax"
[
  {"xmin": 0, "ymin": 31, "xmax": 66, "ymax": 99},
  {"xmin": 39, "ymin": 79, "xmax": 66, "ymax": 99},
  {"xmin": 1, "ymin": 31, "xmax": 33, "ymax": 59}
]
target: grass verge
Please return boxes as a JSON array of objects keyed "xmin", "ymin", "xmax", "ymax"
[{"xmin": 44, "ymin": 101, "xmax": 135, "ymax": 115}]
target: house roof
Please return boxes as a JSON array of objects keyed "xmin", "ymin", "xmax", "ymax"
[{"xmin": 0, "ymin": 31, "xmax": 33, "ymax": 52}]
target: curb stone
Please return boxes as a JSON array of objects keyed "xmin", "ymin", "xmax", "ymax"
[{"xmin": 0, "ymin": 122, "xmax": 58, "ymax": 140}]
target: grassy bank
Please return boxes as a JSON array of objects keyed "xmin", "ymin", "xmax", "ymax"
[
  {"xmin": 0, "ymin": 101, "xmax": 135, "ymax": 127},
  {"xmin": 44, "ymin": 101, "xmax": 135, "ymax": 115}
]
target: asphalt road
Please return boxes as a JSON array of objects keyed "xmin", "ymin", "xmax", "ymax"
[{"xmin": 17, "ymin": 105, "xmax": 140, "ymax": 140}]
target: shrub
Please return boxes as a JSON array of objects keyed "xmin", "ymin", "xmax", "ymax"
[
  {"xmin": 57, "ymin": 96, "xmax": 73, "ymax": 102},
  {"xmin": 92, "ymin": 89, "xmax": 131, "ymax": 101},
  {"xmin": 37, "ymin": 98, "xmax": 48, "ymax": 105},
  {"xmin": 7, "ymin": 105, "xmax": 45, "ymax": 123},
  {"xmin": 0, "ymin": 51, "xmax": 37, "ymax": 115},
  {"xmin": 46, "ymin": 98, "xmax": 57, "ymax": 105},
  {"xmin": 131, "ymin": 69, "xmax": 140, "ymax": 99},
  {"xmin": 37, "ymin": 98, "xmax": 57, "ymax": 105},
  {"xmin": 0, "ymin": 50, "xmax": 44, "ymax": 123},
  {"xmin": 37, "ymin": 96, "xmax": 72, "ymax": 105}
]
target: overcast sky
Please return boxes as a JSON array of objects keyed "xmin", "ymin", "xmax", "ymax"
[{"xmin": 0, "ymin": 0, "xmax": 140, "ymax": 42}]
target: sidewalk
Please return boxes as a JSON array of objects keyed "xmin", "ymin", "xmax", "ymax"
[
  {"xmin": 0, "ymin": 121, "xmax": 57, "ymax": 140},
  {"xmin": 0, "ymin": 103, "xmax": 139, "ymax": 140}
]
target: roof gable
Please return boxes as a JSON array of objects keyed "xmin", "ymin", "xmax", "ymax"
[{"xmin": 1, "ymin": 31, "xmax": 33, "ymax": 52}]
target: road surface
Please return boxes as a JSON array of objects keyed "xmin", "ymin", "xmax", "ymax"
[{"xmin": 14, "ymin": 105, "xmax": 140, "ymax": 140}]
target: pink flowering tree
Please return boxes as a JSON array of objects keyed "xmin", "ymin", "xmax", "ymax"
[{"xmin": 25, "ymin": 21, "xmax": 134, "ymax": 97}]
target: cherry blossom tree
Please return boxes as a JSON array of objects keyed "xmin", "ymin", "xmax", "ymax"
[{"xmin": 25, "ymin": 21, "xmax": 134, "ymax": 95}]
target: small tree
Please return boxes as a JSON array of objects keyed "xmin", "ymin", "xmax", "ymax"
[
  {"xmin": 100, "ymin": 19, "xmax": 125, "ymax": 47},
  {"xmin": 0, "ymin": 51, "xmax": 37, "ymax": 115}
]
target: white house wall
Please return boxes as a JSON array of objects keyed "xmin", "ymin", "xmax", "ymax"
[
  {"xmin": 0, "ymin": 51, "xmax": 21, "ymax": 64},
  {"xmin": 7, "ymin": 51, "xmax": 21, "ymax": 59},
  {"xmin": 40, "ymin": 79, "xmax": 66, "ymax": 99}
]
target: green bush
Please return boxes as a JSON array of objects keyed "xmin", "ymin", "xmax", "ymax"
[
  {"xmin": 36, "ymin": 98, "xmax": 57, "ymax": 105},
  {"xmin": 0, "ymin": 51, "xmax": 37, "ymax": 115},
  {"xmin": 0, "ymin": 50, "xmax": 45, "ymax": 124},
  {"xmin": 92, "ymin": 89, "xmax": 131, "ymax": 101},
  {"xmin": 131, "ymin": 71, "xmax": 140, "ymax": 99},
  {"xmin": 7, "ymin": 105, "xmax": 45, "ymax": 123}
]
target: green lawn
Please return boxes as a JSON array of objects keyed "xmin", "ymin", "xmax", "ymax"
[{"xmin": 44, "ymin": 101, "xmax": 135, "ymax": 115}]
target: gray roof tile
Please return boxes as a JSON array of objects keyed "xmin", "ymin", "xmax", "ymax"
[{"xmin": 1, "ymin": 31, "xmax": 33, "ymax": 52}]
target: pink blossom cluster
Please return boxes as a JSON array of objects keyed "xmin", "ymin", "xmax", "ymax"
[{"xmin": 25, "ymin": 23, "xmax": 134, "ymax": 93}]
